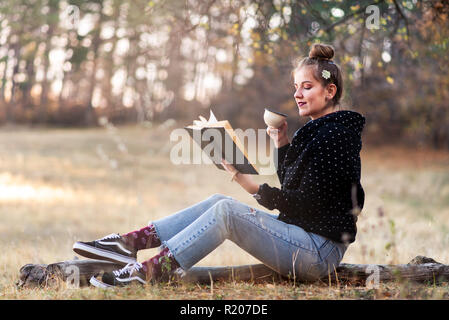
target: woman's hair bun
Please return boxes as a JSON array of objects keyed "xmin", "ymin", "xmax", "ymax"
[{"xmin": 308, "ymin": 43, "xmax": 334, "ymax": 60}]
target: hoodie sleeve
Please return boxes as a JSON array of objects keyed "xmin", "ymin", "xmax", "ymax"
[{"xmin": 255, "ymin": 125, "xmax": 360, "ymax": 216}]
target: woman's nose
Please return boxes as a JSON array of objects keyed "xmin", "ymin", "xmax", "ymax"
[{"xmin": 294, "ymin": 87, "xmax": 303, "ymax": 98}]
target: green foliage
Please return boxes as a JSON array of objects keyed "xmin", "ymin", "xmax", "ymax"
[{"xmin": 159, "ymin": 255, "xmax": 173, "ymax": 274}]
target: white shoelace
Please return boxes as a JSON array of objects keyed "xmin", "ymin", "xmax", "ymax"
[
  {"xmin": 113, "ymin": 262, "xmax": 143, "ymax": 277},
  {"xmin": 174, "ymin": 267, "xmax": 186, "ymax": 278},
  {"xmin": 99, "ymin": 233, "xmax": 121, "ymax": 241}
]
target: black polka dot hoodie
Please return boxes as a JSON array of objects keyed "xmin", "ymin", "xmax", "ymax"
[{"xmin": 255, "ymin": 110, "xmax": 365, "ymax": 244}]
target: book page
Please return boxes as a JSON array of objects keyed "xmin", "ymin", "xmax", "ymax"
[
  {"xmin": 189, "ymin": 109, "xmax": 218, "ymax": 128},
  {"xmin": 208, "ymin": 109, "xmax": 218, "ymax": 123},
  {"xmin": 185, "ymin": 110, "xmax": 258, "ymax": 173}
]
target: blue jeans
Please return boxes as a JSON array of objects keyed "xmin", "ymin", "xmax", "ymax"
[{"xmin": 152, "ymin": 194, "xmax": 348, "ymax": 281}]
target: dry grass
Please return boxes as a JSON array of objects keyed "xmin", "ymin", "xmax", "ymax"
[{"xmin": 1, "ymin": 123, "xmax": 449, "ymax": 300}]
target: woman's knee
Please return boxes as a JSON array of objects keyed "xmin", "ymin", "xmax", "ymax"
[
  {"xmin": 209, "ymin": 198, "xmax": 237, "ymax": 222},
  {"xmin": 214, "ymin": 198, "xmax": 234, "ymax": 211},
  {"xmin": 208, "ymin": 193, "xmax": 231, "ymax": 203}
]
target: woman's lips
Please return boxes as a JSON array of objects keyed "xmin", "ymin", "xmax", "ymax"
[{"xmin": 297, "ymin": 102, "xmax": 306, "ymax": 107}]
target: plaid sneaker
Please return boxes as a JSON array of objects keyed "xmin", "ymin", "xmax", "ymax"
[
  {"xmin": 73, "ymin": 233, "xmax": 137, "ymax": 265},
  {"xmin": 90, "ymin": 262, "xmax": 147, "ymax": 288}
]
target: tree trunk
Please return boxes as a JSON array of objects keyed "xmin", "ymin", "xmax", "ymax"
[
  {"xmin": 17, "ymin": 256, "xmax": 449, "ymax": 289},
  {"xmin": 0, "ymin": 39, "xmax": 10, "ymax": 106},
  {"xmin": 101, "ymin": 0, "xmax": 121, "ymax": 111},
  {"xmin": 39, "ymin": 0, "xmax": 59, "ymax": 123},
  {"xmin": 85, "ymin": 3, "xmax": 105, "ymax": 126},
  {"xmin": 7, "ymin": 41, "xmax": 22, "ymax": 123},
  {"xmin": 158, "ymin": 24, "xmax": 185, "ymax": 121},
  {"xmin": 22, "ymin": 43, "xmax": 39, "ymax": 109}
]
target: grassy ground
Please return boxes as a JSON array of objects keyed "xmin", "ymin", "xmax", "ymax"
[{"xmin": 1, "ymin": 122, "xmax": 449, "ymax": 300}]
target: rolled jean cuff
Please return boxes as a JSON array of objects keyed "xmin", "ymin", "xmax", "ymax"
[
  {"xmin": 160, "ymin": 240, "xmax": 188, "ymax": 271},
  {"xmin": 151, "ymin": 220, "xmax": 165, "ymax": 244}
]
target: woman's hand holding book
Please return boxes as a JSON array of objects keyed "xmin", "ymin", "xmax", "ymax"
[{"xmin": 221, "ymin": 159, "xmax": 260, "ymax": 195}]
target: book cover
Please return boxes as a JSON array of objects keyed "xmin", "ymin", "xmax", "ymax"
[{"xmin": 185, "ymin": 110, "xmax": 259, "ymax": 175}]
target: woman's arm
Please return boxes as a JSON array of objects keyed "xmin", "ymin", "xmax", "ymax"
[
  {"xmin": 220, "ymin": 120, "xmax": 290, "ymax": 195},
  {"xmin": 221, "ymin": 159, "xmax": 260, "ymax": 194},
  {"xmin": 255, "ymin": 127, "xmax": 360, "ymax": 216},
  {"xmin": 267, "ymin": 120, "xmax": 290, "ymax": 184}
]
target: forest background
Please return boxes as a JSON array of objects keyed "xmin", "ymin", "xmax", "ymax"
[{"xmin": 0, "ymin": 0, "xmax": 448, "ymax": 148}]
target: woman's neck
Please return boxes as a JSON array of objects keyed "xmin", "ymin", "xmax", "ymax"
[{"xmin": 310, "ymin": 105, "xmax": 339, "ymax": 120}]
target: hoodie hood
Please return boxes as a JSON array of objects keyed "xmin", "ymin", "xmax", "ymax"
[
  {"xmin": 287, "ymin": 110, "xmax": 365, "ymax": 165},
  {"xmin": 293, "ymin": 110, "xmax": 365, "ymax": 142},
  {"xmin": 308, "ymin": 110, "xmax": 365, "ymax": 137}
]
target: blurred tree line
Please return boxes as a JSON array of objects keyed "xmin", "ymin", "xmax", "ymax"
[{"xmin": 0, "ymin": 0, "xmax": 448, "ymax": 148}]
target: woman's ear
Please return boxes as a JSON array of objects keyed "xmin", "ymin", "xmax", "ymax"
[{"xmin": 326, "ymin": 84, "xmax": 337, "ymax": 100}]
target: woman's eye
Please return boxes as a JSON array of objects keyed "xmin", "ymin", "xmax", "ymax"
[{"xmin": 304, "ymin": 87, "xmax": 311, "ymax": 90}]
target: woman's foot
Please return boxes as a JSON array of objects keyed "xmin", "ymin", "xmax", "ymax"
[
  {"xmin": 89, "ymin": 247, "xmax": 182, "ymax": 288},
  {"xmin": 73, "ymin": 233, "xmax": 137, "ymax": 265},
  {"xmin": 90, "ymin": 262, "xmax": 147, "ymax": 288},
  {"xmin": 73, "ymin": 224, "xmax": 161, "ymax": 265}
]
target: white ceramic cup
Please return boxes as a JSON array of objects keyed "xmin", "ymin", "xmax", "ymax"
[{"xmin": 264, "ymin": 108, "xmax": 287, "ymax": 128}]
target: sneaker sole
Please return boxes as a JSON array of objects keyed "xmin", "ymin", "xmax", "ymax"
[
  {"xmin": 73, "ymin": 242, "xmax": 136, "ymax": 265},
  {"xmin": 89, "ymin": 276, "xmax": 114, "ymax": 289}
]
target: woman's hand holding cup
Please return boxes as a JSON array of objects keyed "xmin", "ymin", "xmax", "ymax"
[
  {"xmin": 264, "ymin": 108, "xmax": 289, "ymax": 148},
  {"xmin": 266, "ymin": 121, "xmax": 289, "ymax": 148}
]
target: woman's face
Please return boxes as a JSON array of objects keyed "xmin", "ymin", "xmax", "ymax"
[{"xmin": 293, "ymin": 66, "xmax": 335, "ymax": 120}]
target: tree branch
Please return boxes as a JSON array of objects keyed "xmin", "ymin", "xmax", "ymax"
[{"xmin": 392, "ymin": 0, "xmax": 412, "ymax": 49}]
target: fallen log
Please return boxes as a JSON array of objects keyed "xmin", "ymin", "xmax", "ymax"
[
  {"xmin": 17, "ymin": 256, "xmax": 449, "ymax": 289},
  {"xmin": 328, "ymin": 256, "xmax": 448, "ymax": 285},
  {"xmin": 17, "ymin": 260, "xmax": 123, "ymax": 288}
]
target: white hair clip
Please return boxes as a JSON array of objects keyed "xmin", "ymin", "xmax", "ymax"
[{"xmin": 322, "ymin": 69, "xmax": 331, "ymax": 80}]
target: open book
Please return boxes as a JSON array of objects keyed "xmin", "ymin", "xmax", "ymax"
[{"xmin": 185, "ymin": 110, "xmax": 259, "ymax": 175}]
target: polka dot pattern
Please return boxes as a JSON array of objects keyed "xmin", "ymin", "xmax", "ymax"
[{"xmin": 255, "ymin": 110, "xmax": 366, "ymax": 244}]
